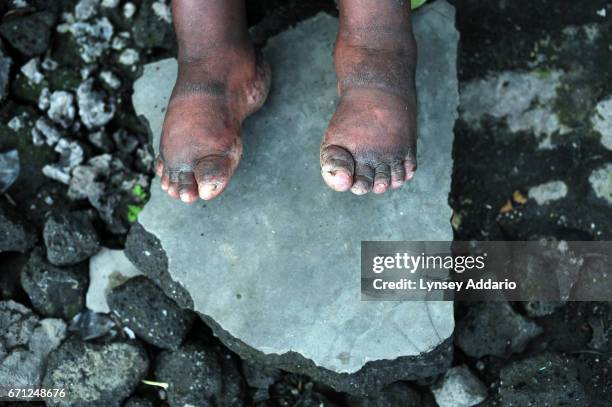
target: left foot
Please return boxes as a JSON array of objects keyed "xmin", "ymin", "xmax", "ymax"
[{"xmin": 320, "ymin": 0, "xmax": 417, "ymax": 195}]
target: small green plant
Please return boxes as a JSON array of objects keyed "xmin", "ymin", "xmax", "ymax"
[
  {"xmin": 127, "ymin": 204, "xmax": 142, "ymax": 223},
  {"xmin": 127, "ymin": 184, "xmax": 149, "ymax": 223},
  {"xmin": 132, "ymin": 184, "xmax": 148, "ymax": 200}
]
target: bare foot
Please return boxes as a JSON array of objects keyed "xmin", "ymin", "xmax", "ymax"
[
  {"xmin": 156, "ymin": 0, "xmax": 271, "ymax": 202},
  {"xmin": 320, "ymin": 0, "xmax": 417, "ymax": 195}
]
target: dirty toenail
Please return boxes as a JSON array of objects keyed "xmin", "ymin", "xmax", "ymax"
[
  {"xmin": 199, "ymin": 184, "xmax": 218, "ymax": 199},
  {"xmin": 179, "ymin": 191, "xmax": 191, "ymax": 202}
]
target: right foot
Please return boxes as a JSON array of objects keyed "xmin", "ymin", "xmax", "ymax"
[{"xmin": 157, "ymin": 0, "xmax": 270, "ymax": 203}]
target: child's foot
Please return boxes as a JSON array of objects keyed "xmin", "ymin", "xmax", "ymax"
[
  {"xmin": 156, "ymin": 0, "xmax": 270, "ymax": 202},
  {"xmin": 320, "ymin": 0, "xmax": 417, "ymax": 195},
  {"xmin": 156, "ymin": 50, "xmax": 270, "ymax": 202}
]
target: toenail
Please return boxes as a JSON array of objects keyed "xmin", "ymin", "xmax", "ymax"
[
  {"xmin": 179, "ymin": 192, "xmax": 191, "ymax": 202},
  {"xmin": 374, "ymin": 183, "xmax": 386, "ymax": 193},
  {"xmin": 200, "ymin": 183, "xmax": 218, "ymax": 199},
  {"xmin": 406, "ymin": 172, "xmax": 414, "ymax": 181}
]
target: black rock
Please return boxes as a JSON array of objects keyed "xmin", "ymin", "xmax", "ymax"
[
  {"xmin": 0, "ymin": 252, "xmax": 29, "ymax": 301},
  {"xmin": 43, "ymin": 339, "xmax": 149, "ymax": 407},
  {"xmin": 267, "ymin": 374, "xmax": 338, "ymax": 407},
  {"xmin": 497, "ymin": 353, "xmax": 589, "ymax": 406},
  {"xmin": 123, "ymin": 397, "xmax": 154, "ymax": 407},
  {"xmin": 132, "ymin": 0, "xmax": 176, "ymax": 51},
  {"xmin": 242, "ymin": 360, "xmax": 283, "ymax": 390},
  {"xmin": 523, "ymin": 301, "xmax": 565, "ymax": 318},
  {"xmin": 155, "ymin": 341, "xmax": 245, "ymax": 407},
  {"xmin": 20, "ymin": 248, "xmax": 88, "ymax": 319},
  {"xmin": 68, "ymin": 309, "xmax": 117, "ymax": 341},
  {"xmin": 0, "ymin": 301, "xmax": 67, "ymax": 388},
  {"xmin": 346, "ymin": 382, "xmax": 423, "ymax": 407},
  {"xmin": 0, "ymin": 42, "xmax": 11, "ymax": 101},
  {"xmin": 125, "ymin": 223, "xmax": 192, "ymax": 308},
  {"xmin": 0, "ymin": 300, "xmax": 38, "ymax": 349},
  {"xmin": 43, "ymin": 211, "xmax": 100, "ymax": 266},
  {"xmin": 242, "ymin": 360, "xmax": 283, "ymax": 402},
  {"xmin": 455, "ymin": 302, "xmax": 542, "ymax": 358},
  {"xmin": 107, "ymin": 276, "xmax": 195, "ymax": 350},
  {"xmin": 0, "ymin": 11, "xmax": 55, "ymax": 57},
  {"xmin": 571, "ymin": 254, "xmax": 612, "ymax": 300},
  {"xmin": 0, "ymin": 149, "xmax": 19, "ymax": 194},
  {"xmin": 0, "ymin": 203, "xmax": 37, "ymax": 253}
]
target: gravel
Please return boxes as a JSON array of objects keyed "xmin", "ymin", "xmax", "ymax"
[
  {"xmin": 47, "ymin": 90, "xmax": 77, "ymax": 128},
  {"xmin": 76, "ymin": 77, "xmax": 116, "ymax": 129},
  {"xmin": 431, "ymin": 365, "xmax": 488, "ymax": 407},
  {"xmin": 43, "ymin": 211, "xmax": 100, "ymax": 266},
  {"xmin": 0, "ymin": 301, "xmax": 67, "ymax": 389},
  {"xmin": 57, "ymin": 17, "xmax": 114, "ymax": 64}
]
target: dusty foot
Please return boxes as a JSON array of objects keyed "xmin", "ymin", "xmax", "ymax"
[
  {"xmin": 320, "ymin": 0, "xmax": 417, "ymax": 195},
  {"xmin": 156, "ymin": 47, "xmax": 270, "ymax": 202}
]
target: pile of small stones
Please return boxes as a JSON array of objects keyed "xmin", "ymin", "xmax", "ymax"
[{"xmin": 1, "ymin": 0, "xmax": 611, "ymax": 406}]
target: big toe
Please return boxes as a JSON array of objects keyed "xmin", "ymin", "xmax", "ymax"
[
  {"xmin": 193, "ymin": 155, "xmax": 235, "ymax": 200},
  {"xmin": 320, "ymin": 144, "xmax": 355, "ymax": 192}
]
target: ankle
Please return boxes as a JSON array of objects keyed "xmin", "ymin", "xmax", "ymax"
[{"xmin": 334, "ymin": 40, "xmax": 416, "ymax": 101}]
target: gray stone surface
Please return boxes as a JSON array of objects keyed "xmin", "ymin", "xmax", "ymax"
[{"xmin": 133, "ymin": 0, "xmax": 457, "ymax": 388}]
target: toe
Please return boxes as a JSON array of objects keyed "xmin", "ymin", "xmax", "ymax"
[
  {"xmin": 390, "ymin": 161, "xmax": 406, "ymax": 189},
  {"xmin": 404, "ymin": 150, "xmax": 417, "ymax": 181},
  {"xmin": 161, "ymin": 171, "xmax": 171, "ymax": 191},
  {"xmin": 320, "ymin": 144, "xmax": 355, "ymax": 192},
  {"xmin": 193, "ymin": 155, "xmax": 234, "ymax": 200},
  {"xmin": 178, "ymin": 172, "xmax": 198, "ymax": 203},
  {"xmin": 404, "ymin": 160, "xmax": 416, "ymax": 181},
  {"xmin": 373, "ymin": 164, "xmax": 391, "ymax": 194},
  {"xmin": 351, "ymin": 163, "xmax": 374, "ymax": 195},
  {"xmin": 167, "ymin": 182, "xmax": 180, "ymax": 199},
  {"xmin": 155, "ymin": 156, "xmax": 164, "ymax": 177}
]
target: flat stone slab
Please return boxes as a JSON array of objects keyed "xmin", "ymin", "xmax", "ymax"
[{"xmin": 133, "ymin": 0, "xmax": 458, "ymax": 391}]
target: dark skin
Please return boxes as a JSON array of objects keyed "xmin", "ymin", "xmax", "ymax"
[{"xmin": 156, "ymin": 0, "xmax": 417, "ymax": 202}]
